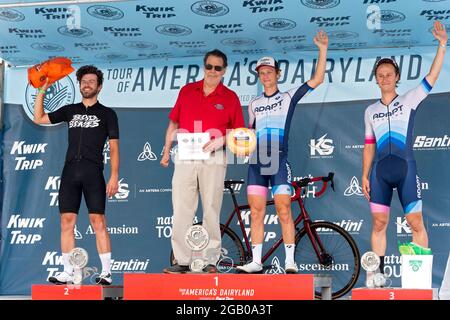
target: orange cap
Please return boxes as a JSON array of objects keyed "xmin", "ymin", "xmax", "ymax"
[{"xmin": 28, "ymin": 57, "xmax": 74, "ymax": 88}]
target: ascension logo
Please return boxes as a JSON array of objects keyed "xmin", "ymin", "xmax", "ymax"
[
  {"xmin": 300, "ymin": 0, "xmax": 340, "ymax": 9},
  {"xmin": 138, "ymin": 142, "xmax": 158, "ymax": 161},
  {"xmin": 31, "ymin": 43, "xmax": 64, "ymax": 52},
  {"xmin": 0, "ymin": 8, "xmax": 25, "ymax": 21},
  {"xmin": 74, "ymin": 225, "xmax": 83, "ymax": 240},
  {"xmin": 87, "ymin": 5, "xmax": 124, "ymax": 20},
  {"xmin": 155, "ymin": 24, "xmax": 192, "ymax": 36},
  {"xmin": 259, "ymin": 18, "xmax": 296, "ymax": 31},
  {"xmin": 344, "ymin": 177, "xmax": 364, "ymax": 197},
  {"xmin": 367, "ymin": 10, "xmax": 406, "ymax": 24},
  {"xmin": 123, "ymin": 41, "xmax": 157, "ymax": 50},
  {"xmin": 57, "ymin": 26, "xmax": 93, "ymax": 38},
  {"xmin": 191, "ymin": 1, "xmax": 229, "ymax": 17},
  {"xmin": 24, "ymin": 78, "xmax": 75, "ymax": 123},
  {"xmin": 221, "ymin": 38, "xmax": 256, "ymax": 47},
  {"xmin": 265, "ymin": 257, "xmax": 285, "ymax": 274}
]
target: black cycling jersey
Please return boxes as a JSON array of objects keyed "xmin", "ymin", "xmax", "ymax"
[{"xmin": 48, "ymin": 101, "xmax": 119, "ymax": 167}]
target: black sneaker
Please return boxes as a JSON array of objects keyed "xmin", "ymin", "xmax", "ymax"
[
  {"xmin": 202, "ymin": 264, "xmax": 218, "ymax": 273},
  {"xmin": 48, "ymin": 271, "xmax": 74, "ymax": 285},
  {"xmin": 95, "ymin": 272, "xmax": 112, "ymax": 285},
  {"xmin": 163, "ymin": 264, "xmax": 190, "ymax": 274}
]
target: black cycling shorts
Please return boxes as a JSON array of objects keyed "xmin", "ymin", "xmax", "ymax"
[{"xmin": 59, "ymin": 159, "xmax": 106, "ymax": 214}]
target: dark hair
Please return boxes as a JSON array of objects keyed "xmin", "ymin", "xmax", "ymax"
[
  {"xmin": 375, "ymin": 58, "xmax": 400, "ymax": 79},
  {"xmin": 76, "ymin": 65, "xmax": 104, "ymax": 86},
  {"xmin": 203, "ymin": 49, "xmax": 228, "ymax": 68}
]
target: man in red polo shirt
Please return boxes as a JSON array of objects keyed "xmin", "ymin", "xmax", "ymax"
[{"xmin": 161, "ymin": 49, "xmax": 244, "ymax": 273}]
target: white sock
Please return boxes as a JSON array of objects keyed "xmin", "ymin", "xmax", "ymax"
[
  {"xmin": 62, "ymin": 252, "xmax": 73, "ymax": 274},
  {"xmin": 99, "ymin": 252, "xmax": 111, "ymax": 274},
  {"xmin": 285, "ymin": 244, "xmax": 295, "ymax": 265},
  {"xmin": 251, "ymin": 244, "xmax": 262, "ymax": 264}
]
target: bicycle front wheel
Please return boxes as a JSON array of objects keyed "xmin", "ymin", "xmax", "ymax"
[{"xmin": 295, "ymin": 221, "xmax": 360, "ymax": 299}]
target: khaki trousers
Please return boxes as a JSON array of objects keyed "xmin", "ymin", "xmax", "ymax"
[{"xmin": 171, "ymin": 150, "xmax": 226, "ymax": 266}]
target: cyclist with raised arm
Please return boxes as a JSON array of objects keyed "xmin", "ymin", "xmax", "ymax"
[
  {"xmin": 237, "ymin": 31, "xmax": 328, "ymax": 273},
  {"xmin": 362, "ymin": 21, "xmax": 447, "ymax": 274}
]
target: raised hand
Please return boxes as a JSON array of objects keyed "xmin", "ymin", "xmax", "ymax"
[
  {"xmin": 432, "ymin": 20, "xmax": 448, "ymax": 45},
  {"xmin": 313, "ymin": 30, "xmax": 328, "ymax": 50}
]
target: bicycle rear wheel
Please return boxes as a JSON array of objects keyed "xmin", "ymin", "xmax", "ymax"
[
  {"xmin": 169, "ymin": 223, "xmax": 246, "ymax": 273},
  {"xmin": 295, "ymin": 221, "xmax": 360, "ymax": 299}
]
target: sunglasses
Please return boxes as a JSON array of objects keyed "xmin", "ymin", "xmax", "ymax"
[{"xmin": 205, "ymin": 64, "xmax": 224, "ymax": 71}]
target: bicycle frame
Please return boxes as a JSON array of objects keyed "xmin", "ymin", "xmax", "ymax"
[{"xmin": 223, "ymin": 173, "xmax": 334, "ymax": 265}]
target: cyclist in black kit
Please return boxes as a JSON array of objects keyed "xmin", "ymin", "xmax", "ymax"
[{"xmin": 33, "ymin": 65, "xmax": 119, "ymax": 285}]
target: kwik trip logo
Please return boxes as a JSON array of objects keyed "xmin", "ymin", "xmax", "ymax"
[
  {"xmin": 10, "ymin": 140, "xmax": 47, "ymax": 171},
  {"xmin": 242, "ymin": 0, "xmax": 284, "ymax": 13},
  {"xmin": 45, "ymin": 176, "xmax": 60, "ymax": 206},
  {"xmin": 34, "ymin": 6, "xmax": 74, "ymax": 20},
  {"xmin": 136, "ymin": 5, "xmax": 176, "ymax": 19},
  {"xmin": 24, "ymin": 78, "xmax": 75, "ymax": 123},
  {"xmin": 7, "ymin": 214, "xmax": 46, "ymax": 244}
]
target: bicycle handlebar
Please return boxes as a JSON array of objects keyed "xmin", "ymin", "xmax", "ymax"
[{"xmin": 291, "ymin": 172, "xmax": 335, "ymax": 201}]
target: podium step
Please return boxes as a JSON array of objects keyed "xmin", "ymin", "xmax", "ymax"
[
  {"xmin": 32, "ymin": 284, "xmax": 123, "ymax": 300},
  {"xmin": 352, "ymin": 288, "xmax": 434, "ymax": 300},
  {"xmin": 124, "ymin": 273, "xmax": 314, "ymax": 300}
]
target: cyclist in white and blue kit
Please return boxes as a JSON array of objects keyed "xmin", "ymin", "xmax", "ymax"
[
  {"xmin": 237, "ymin": 30, "xmax": 329, "ymax": 273},
  {"xmin": 362, "ymin": 21, "xmax": 447, "ymax": 273}
]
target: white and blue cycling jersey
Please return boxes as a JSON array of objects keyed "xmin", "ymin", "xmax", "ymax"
[
  {"xmin": 364, "ymin": 77, "xmax": 432, "ymax": 214},
  {"xmin": 247, "ymin": 82, "xmax": 313, "ymax": 197},
  {"xmin": 248, "ymin": 82, "xmax": 313, "ymax": 155},
  {"xmin": 364, "ymin": 77, "xmax": 432, "ymax": 161}
]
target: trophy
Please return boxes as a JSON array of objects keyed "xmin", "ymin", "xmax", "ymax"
[
  {"xmin": 69, "ymin": 247, "xmax": 89, "ymax": 285},
  {"xmin": 185, "ymin": 225, "xmax": 210, "ymax": 272},
  {"xmin": 361, "ymin": 251, "xmax": 383, "ymax": 288}
]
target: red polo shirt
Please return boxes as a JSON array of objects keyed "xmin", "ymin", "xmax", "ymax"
[{"xmin": 169, "ymin": 80, "xmax": 244, "ymax": 138}]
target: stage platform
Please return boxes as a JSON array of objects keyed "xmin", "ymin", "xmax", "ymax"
[
  {"xmin": 123, "ymin": 273, "xmax": 316, "ymax": 300},
  {"xmin": 352, "ymin": 288, "xmax": 438, "ymax": 300},
  {"xmin": 32, "ymin": 284, "xmax": 123, "ymax": 300}
]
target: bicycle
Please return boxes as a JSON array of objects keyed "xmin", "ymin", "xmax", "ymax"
[{"xmin": 170, "ymin": 172, "xmax": 361, "ymax": 299}]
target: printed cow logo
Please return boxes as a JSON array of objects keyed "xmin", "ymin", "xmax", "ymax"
[
  {"xmin": 87, "ymin": 5, "xmax": 124, "ymax": 20},
  {"xmin": 0, "ymin": 8, "xmax": 25, "ymax": 21},
  {"xmin": 259, "ymin": 18, "xmax": 296, "ymax": 31},
  {"xmin": 191, "ymin": 1, "xmax": 229, "ymax": 17},
  {"xmin": 155, "ymin": 24, "xmax": 192, "ymax": 36}
]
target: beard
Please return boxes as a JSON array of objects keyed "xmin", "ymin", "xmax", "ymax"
[{"xmin": 80, "ymin": 88, "xmax": 98, "ymax": 99}]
